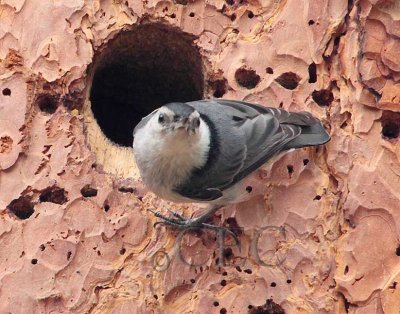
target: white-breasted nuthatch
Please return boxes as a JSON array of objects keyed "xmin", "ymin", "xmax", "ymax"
[{"xmin": 133, "ymin": 99, "xmax": 330, "ymax": 238}]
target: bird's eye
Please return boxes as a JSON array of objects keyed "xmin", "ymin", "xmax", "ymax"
[{"xmin": 158, "ymin": 114, "xmax": 165, "ymax": 124}]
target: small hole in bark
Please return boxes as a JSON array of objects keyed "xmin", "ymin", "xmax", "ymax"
[
  {"xmin": 226, "ymin": 0, "xmax": 234, "ymax": 5},
  {"xmin": 31, "ymin": 259, "xmax": 38, "ymax": 265},
  {"xmin": 189, "ymin": 12, "xmax": 195, "ymax": 17},
  {"xmin": 312, "ymin": 89, "xmax": 334, "ymax": 106},
  {"xmin": 67, "ymin": 251, "xmax": 72, "ymax": 260},
  {"xmin": 246, "ymin": 186, "xmax": 252, "ymax": 193},
  {"xmin": 209, "ymin": 78, "xmax": 227, "ymax": 98},
  {"xmin": 104, "ymin": 203, "xmax": 110, "ymax": 212},
  {"xmin": 120, "ymin": 248, "xmax": 126, "ymax": 255},
  {"xmin": 39, "ymin": 186, "xmax": 68, "ymax": 204},
  {"xmin": 286, "ymin": 279, "xmax": 291, "ymax": 284},
  {"xmin": 224, "ymin": 248, "xmax": 233, "ymax": 259},
  {"xmin": 313, "ymin": 195, "xmax": 321, "ymax": 200},
  {"xmin": 381, "ymin": 111, "xmax": 400, "ymax": 140},
  {"xmin": 231, "ymin": 13, "xmax": 237, "ymax": 21},
  {"xmin": 266, "ymin": 67, "xmax": 274, "ymax": 74},
  {"xmin": 175, "ymin": 0, "xmax": 188, "ymax": 4},
  {"xmin": 40, "ymin": 244, "xmax": 46, "ymax": 251},
  {"xmin": 248, "ymin": 305, "xmax": 253, "ymax": 309},
  {"xmin": 382, "ymin": 121, "xmax": 400, "ymax": 139},
  {"xmin": 389, "ymin": 282, "xmax": 397, "ymax": 289},
  {"xmin": 222, "ymin": 271, "xmax": 228, "ymax": 276},
  {"xmin": 170, "ymin": 13, "xmax": 176, "ymax": 18},
  {"xmin": 235, "ymin": 67, "xmax": 261, "ymax": 89},
  {"xmin": 308, "ymin": 19, "xmax": 315, "ymax": 25},
  {"xmin": 118, "ymin": 187, "xmax": 134, "ymax": 193},
  {"xmin": 287, "ymin": 165, "xmax": 294, "ymax": 175},
  {"xmin": 80, "ymin": 185, "xmax": 98, "ymax": 197},
  {"xmin": 224, "ymin": 217, "xmax": 242, "ymax": 236},
  {"xmin": 7, "ymin": 196, "xmax": 35, "ymax": 220},
  {"xmin": 213, "ymin": 301, "xmax": 219, "ymax": 307},
  {"xmin": 235, "ymin": 266, "xmax": 242, "ymax": 272},
  {"xmin": 90, "ymin": 24, "xmax": 204, "ymax": 146},
  {"xmin": 303, "ymin": 159, "xmax": 309, "ymax": 166},
  {"xmin": 154, "ymin": 294, "xmax": 158, "ymax": 299},
  {"xmin": 308, "ymin": 63, "xmax": 317, "ymax": 83},
  {"xmin": 249, "ymin": 299, "xmax": 284, "ymax": 314},
  {"xmin": 221, "ymin": 280, "xmax": 227, "ymax": 286},
  {"xmin": 247, "ymin": 11, "xmax": 254, "ymax": 18},
  {"xmin": 0, "ymin": 135, "xmax": 13, "ymax": 154},
  {"xmin": 37, "ymin": 94, "xmax": 59, "ymax": 114},
  {"xmin": 275, "ymin": 72, "xmax": 300, "ymax": 90},
  {"xmin": 244, "ymin": 269, "xmax": 252, "ymax": 274},
  {"xmin": 2, "ymin": 88, "xmax": 11, "ymax": 96},
  {"xmin": 344, "ymin": 265, "xmax": 349, "ymax": 274},
  {"xmin": 396, "ymin": 246, "xmax": 400, "ymax": 256},
  {"xmin": 220, "ymin": 308, "xmax": 227, "ymax": 314},
  {"xmin": 270, "ymin": 282, "xmax": 276, "ymax": 287},
  {"xmin": 190, "ymin": 278, "xmax": 196, "ymax": 283}
]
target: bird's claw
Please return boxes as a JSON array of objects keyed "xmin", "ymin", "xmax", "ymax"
[{"xmin": 147, "ymin": 208, "xmax": 240, "ymax": 247}]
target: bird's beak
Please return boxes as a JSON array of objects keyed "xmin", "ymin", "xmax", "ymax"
[
  {"xmin": 174, "ymin": 116, "xmax": 199, "ymax": 133},
  {"xmin": 186, "ymin": 117, "xmax": 200, "ymax": 133}
]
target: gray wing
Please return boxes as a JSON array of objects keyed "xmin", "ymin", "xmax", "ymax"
[{"xmin": 175, "ymin": 99, "xmax": 330, "ymax": 201}]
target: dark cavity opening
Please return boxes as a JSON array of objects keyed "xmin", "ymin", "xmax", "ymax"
[
  {"xmin": 312, "ymin": 89, "xmax": 334, "ymax": 106},
  {"xmin": 275, "ymin": 72, "xmax": 300, "ymax": 90},
  {"xmin": 81, "ymin": 185, "xmax": 98, "ymax": 197},
  {"xmin": 2, "ymin": 88, "xmax": 11, "ymax": 96},
  {"xmin": 39, "ymin": 186, "xmax": 68, "ymax": 204},
  {"xmin": 235, "ymin": 67, "xmax": 260, "ymax": 89},
  {"xmin": 308, "ymin": 63, "xmax": 317, "ymax": 83},
  {"xmin": 37, "ymin": 94, "xmax": 59, "ymax": 114},
  {"xmin": 381, "ymin": 111, "xmax": 400, "ymax": 140},
  {"xmin": 90, "ymin": 23, "xmax": 204, "ymax": 147},
  {"xmin": 7, "ymin": 196, "xmax": 35, "ymax": 220}
]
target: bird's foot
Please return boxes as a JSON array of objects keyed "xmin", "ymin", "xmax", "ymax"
[{"xmin": 147, "ymin": 208, "xmax": 240, "ymax": 247}]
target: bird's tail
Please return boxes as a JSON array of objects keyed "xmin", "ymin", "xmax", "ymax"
[{"xmin": 280, "ymin": 111, "xmax": 330, "ymax": 150}]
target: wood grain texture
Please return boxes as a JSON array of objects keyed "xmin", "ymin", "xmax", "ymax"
[{"xmin": 0, "ymin": 0, "xmax": 399, "ymax": 313}]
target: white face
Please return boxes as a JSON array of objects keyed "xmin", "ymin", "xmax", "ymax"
[{"xmin": 150, "ymin": 107, "xmax": 201, "ymax": 136}]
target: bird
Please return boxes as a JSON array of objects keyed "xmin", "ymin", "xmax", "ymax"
[{"xmin": 132, "ymin": 99, "xmax": 330, "ymax": 240}]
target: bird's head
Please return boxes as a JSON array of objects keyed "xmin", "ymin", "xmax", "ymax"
[{"xmin": 151, "ymin": 102, "xmax": 201, "ymax": 137}]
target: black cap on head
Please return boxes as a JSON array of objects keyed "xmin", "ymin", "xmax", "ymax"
[{"xmin": 165, "ymin": 102, "xmax": 195, "ymax": 117}]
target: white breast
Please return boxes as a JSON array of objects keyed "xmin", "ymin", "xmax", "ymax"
[{"xmin": 133, "ymin": 118, "xmax": 210, "ymax": 202}]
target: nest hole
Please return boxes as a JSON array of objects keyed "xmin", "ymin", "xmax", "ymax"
[{"xmin": 89, "ymin": 23, "xmax": 204, "ymax": 147}]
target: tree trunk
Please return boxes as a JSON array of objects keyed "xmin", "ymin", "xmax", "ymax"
[{"xmin": 0, "ymin": 0, "xmax": 399, "ymax": 313}]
